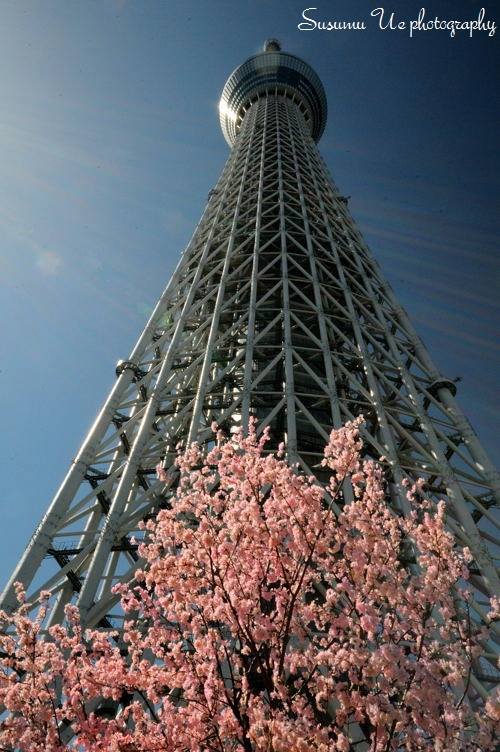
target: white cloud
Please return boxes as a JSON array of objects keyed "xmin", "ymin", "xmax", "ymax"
[{"xmin": 36, "ymin": 250, "xmax": 63, "ymax": 276}]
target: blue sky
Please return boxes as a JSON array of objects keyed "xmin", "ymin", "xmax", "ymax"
[{"xmin": 0, "ymin": 0, "xmax": 498, "ymax": 582}]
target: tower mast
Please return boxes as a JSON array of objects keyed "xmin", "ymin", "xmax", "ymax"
[{"xmin": 2, "ymin": 40, "xmax": 498, "ymax": 696}]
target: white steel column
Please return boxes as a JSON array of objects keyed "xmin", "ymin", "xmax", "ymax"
[{"xmin": 2, "ymin": 43, "xmax": 497, "ymax": 707}]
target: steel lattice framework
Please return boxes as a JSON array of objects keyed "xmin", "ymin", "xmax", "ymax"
[{"xmin": 2, "ymin": 41, "xmax": 499, "ymax": 702}]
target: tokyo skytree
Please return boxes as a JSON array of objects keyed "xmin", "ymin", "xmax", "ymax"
[{"xmin": 2, "ymin": 40, "xmax": 498, "ymax": 700}]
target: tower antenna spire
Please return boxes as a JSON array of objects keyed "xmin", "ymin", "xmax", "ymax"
[{"xmin": 263, "ymin": 38, "xmax": 281, "ymax": 51}]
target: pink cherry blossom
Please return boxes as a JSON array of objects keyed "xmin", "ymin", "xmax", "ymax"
[{"xmin": 0, "ymin": 419, "xmax": 497, "ymax": 750}]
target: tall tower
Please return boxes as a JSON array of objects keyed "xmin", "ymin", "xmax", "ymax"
[{"xmin": 2, "ymin": 41, "xmax": 498, "ymax": 697}]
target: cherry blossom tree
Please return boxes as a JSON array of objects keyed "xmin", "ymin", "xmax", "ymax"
[{"xmin": 0, "ymin": 419, "xmax": 498, "ymax": 751}]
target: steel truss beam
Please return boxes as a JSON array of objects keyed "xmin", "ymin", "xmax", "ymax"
[{"xmin": 2, "ymin": 88, "xmax": 498, "ymax": 704}]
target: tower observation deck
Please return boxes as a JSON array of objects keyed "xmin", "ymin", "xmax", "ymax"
[
  {"xmin": 220, "ymin": 38, "xmax": 327, "ymax": 145},
  {"xmin": 2, "ymin": 41, "xmax": 498, "ymax": 703}
]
